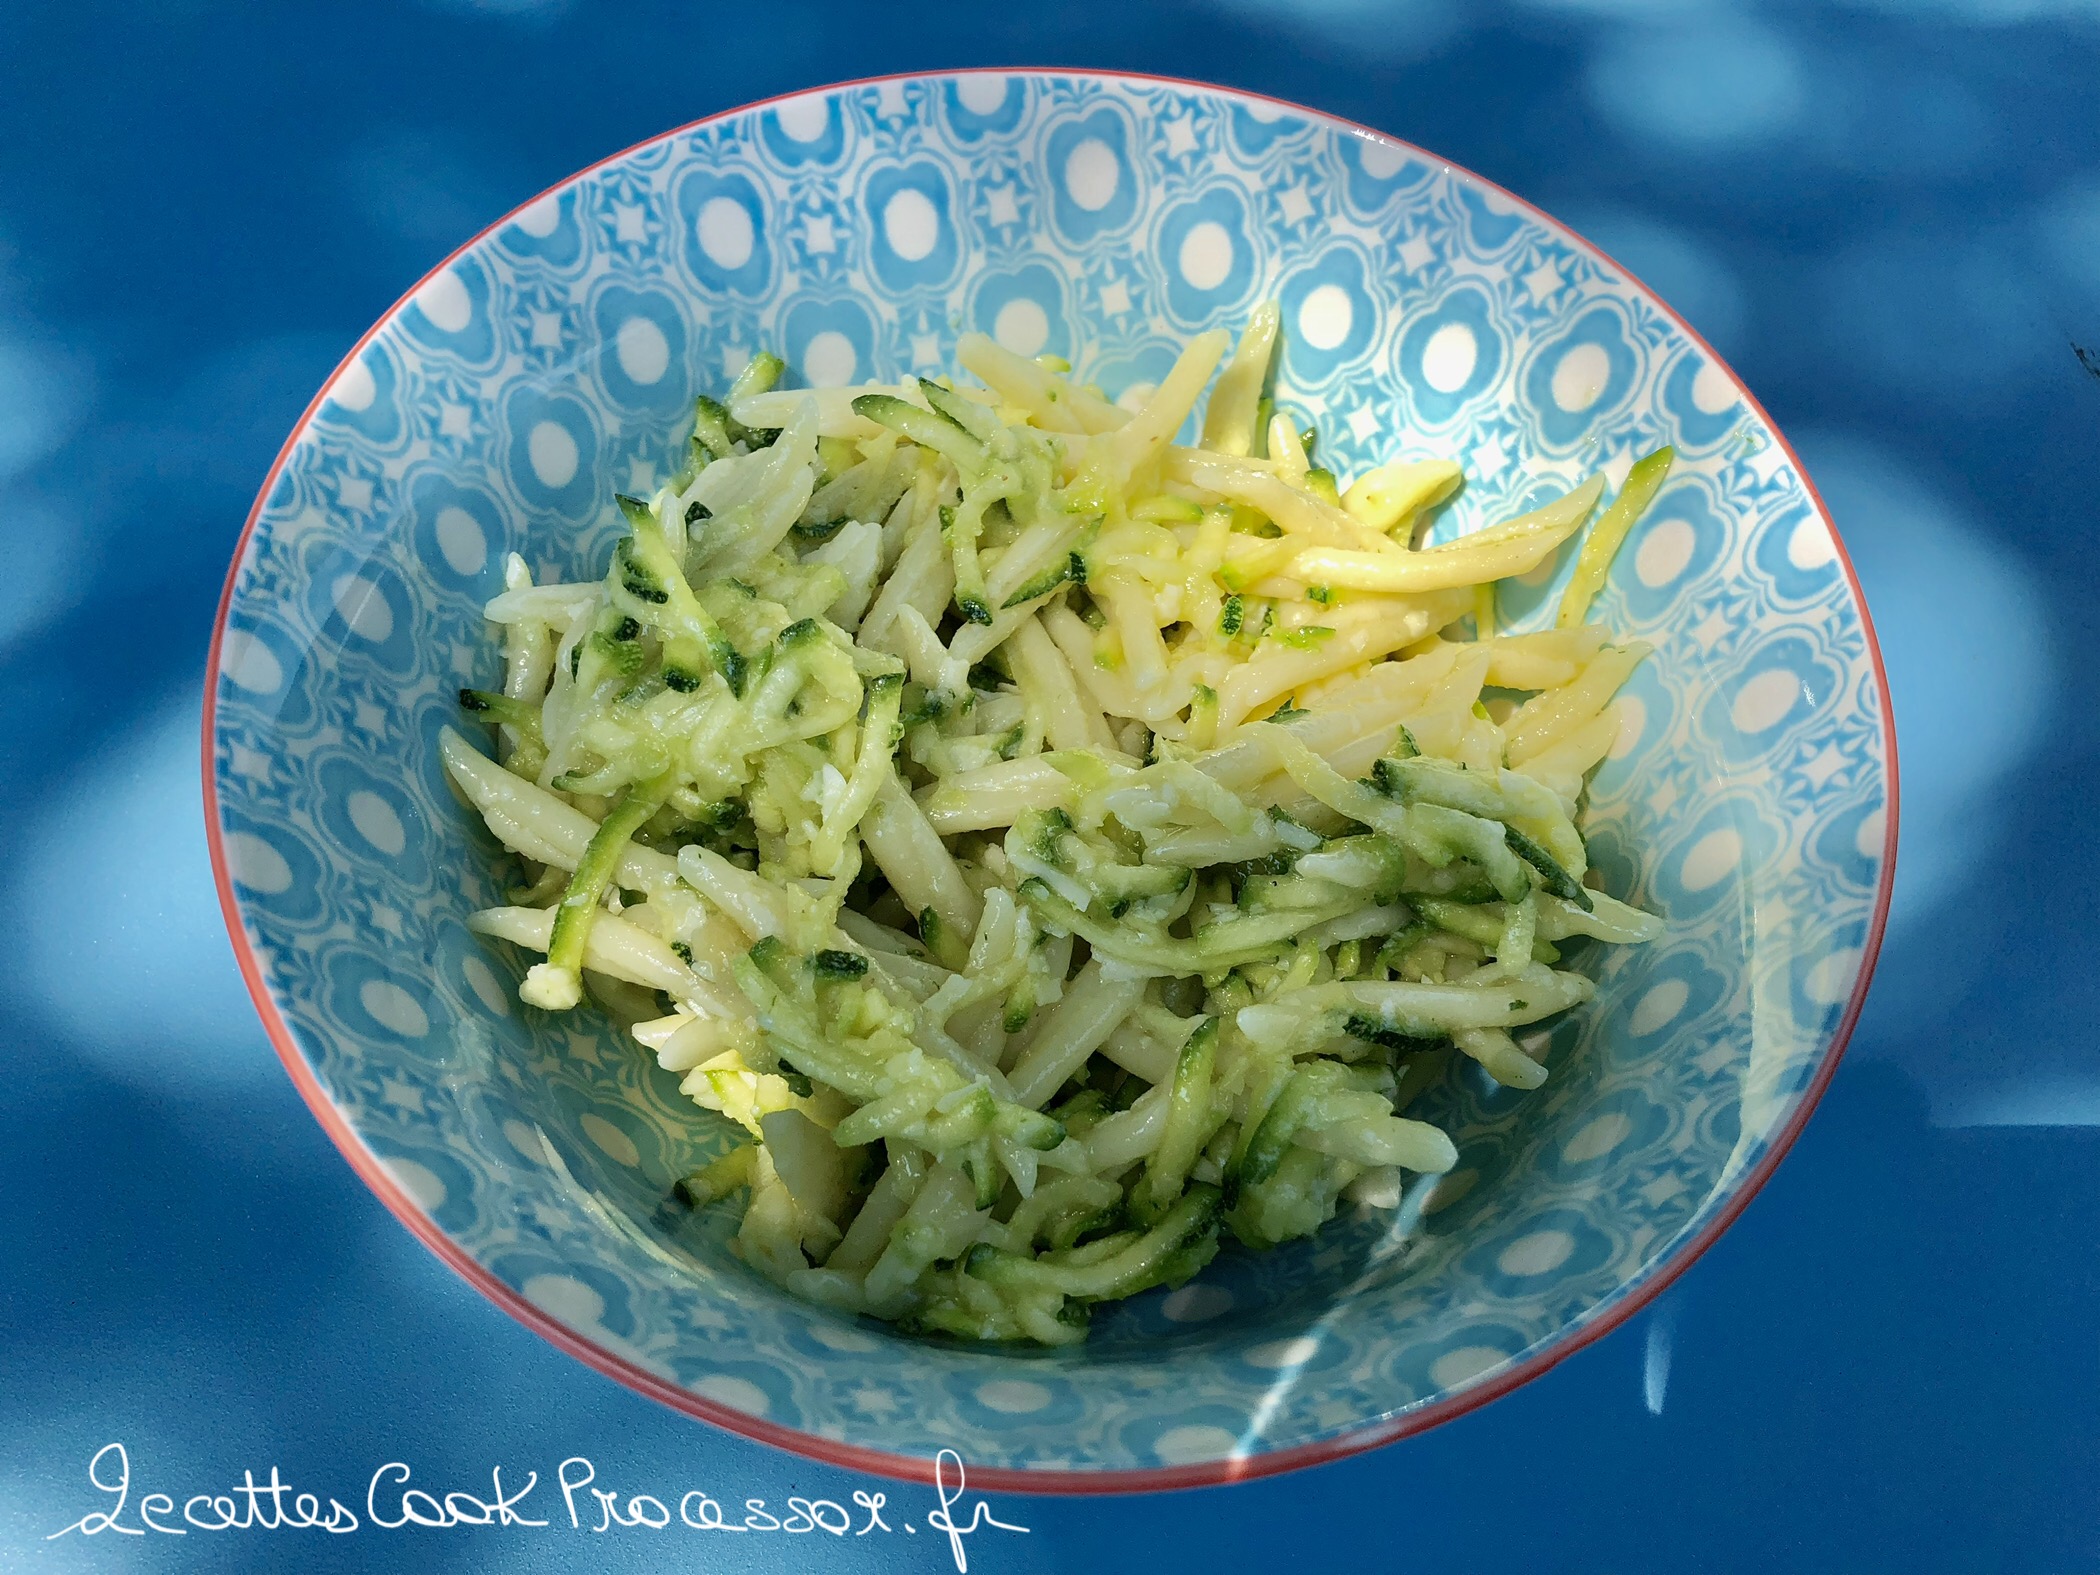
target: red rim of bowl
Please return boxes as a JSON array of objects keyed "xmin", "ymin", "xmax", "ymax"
[{"xmin": 203, "ymin": 66, "xmax": 1900, "ymax": 1497}]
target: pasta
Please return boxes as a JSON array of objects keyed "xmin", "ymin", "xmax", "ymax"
[{"xmin": 443, "ymin": 319, "xmax": 1669, "ymax": 1344}]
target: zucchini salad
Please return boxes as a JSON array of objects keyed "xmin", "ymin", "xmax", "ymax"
[{"xmin": 441, "ymin": 309, "xmax": 1669, "ymax": 1345}]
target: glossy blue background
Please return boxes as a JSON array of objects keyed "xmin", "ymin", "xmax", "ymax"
[{"xmin": 1, "ymin": 2, "xmax": 2093, "ymax": 1571}]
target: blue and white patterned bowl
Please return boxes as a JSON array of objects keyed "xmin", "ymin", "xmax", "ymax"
[{"xmin": 206, "ymin": 70, "xmax": 1895, "ymax": 1489}]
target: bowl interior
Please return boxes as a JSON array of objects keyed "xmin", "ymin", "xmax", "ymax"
[{"xmin": 210, "ymin": 71, "xmax": 1890, "ymax": 1480}]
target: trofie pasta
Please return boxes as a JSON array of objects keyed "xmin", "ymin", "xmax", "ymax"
[{"xmin": 442, "ymin": 313, "xmax": 1669, "ymax": 1344}]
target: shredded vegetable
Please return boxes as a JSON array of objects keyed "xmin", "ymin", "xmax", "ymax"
[{"xmin": 444, "ymin": 315, "xmax": 1669, "ymax": 1344}]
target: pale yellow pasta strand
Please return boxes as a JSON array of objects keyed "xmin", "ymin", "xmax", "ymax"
[
  {"xmin": 1043, "ymin": 604, "xmax": 1146, "ymax": 721},
  {"xmin": 861, "ymin": 776, "xmax": 982, "ymax": 947},
  {"xmin": 1215, "ymin": 590, "xmax": 1471, "ymax": 730},
  {"xmin": 467, "ymin": 906, "xmax": 697, "ymax": 997},
  {"xmin": 1197, "ymin": 302, "xmax": 1279, "ymax": 457},
  {"xmin": 1516, "ymin": 709, "xmax": 1625, "ymax": 806},
  {"xmin": 1005, "ymin": 960, "xmax": 1149, "ymax": 1109},
  {"xmin": 1080, "ymin": 330, "xmax": 1228, "ymax": 498},
  {"xmin": 858, "ymin": 495, "xmax": 954, "ymax": 656},
  {"xmin": 439, "ymin": 728, "xmax": 677, "ymax": 889},
  {"xmin": 956, "ymin": 332, "xmax": 1128, "ymax": 435},
  {"xmin": 1506, "ymin": 643, "xmax": 1651, "ymax": 764},
  {"xmin": 917, "ymin": 757, "xmax": 1075, "ymax": 835},
  {"xmin": 1483, "ymin": 626, "xmax": 1611, "ymax": 690},
  {"xmin": 1009, "ymin": 613, "xmax": 1118, "ymax": 752}
]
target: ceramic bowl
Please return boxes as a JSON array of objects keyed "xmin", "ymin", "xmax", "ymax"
[{"xmin": 206, "ymin": 69, "xmax": 1896, "ymax": 1489}]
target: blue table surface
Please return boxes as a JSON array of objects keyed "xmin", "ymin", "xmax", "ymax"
[{"xmin": 4, "ymin": 2, "xmax": 2097, "ymax": 1570}]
